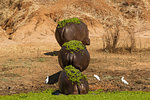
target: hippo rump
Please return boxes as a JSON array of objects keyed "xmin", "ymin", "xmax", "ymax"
[
  {"xmin": 58, "ymin": 65, "xmax": 89, "ymax": 95},
  {"xmin": 55, "ymin": 18, "xmax": 90, "ymax": 46},
  {"xmin": 58, "ymin": 40, "xmax": 90, "ymax": 72}
]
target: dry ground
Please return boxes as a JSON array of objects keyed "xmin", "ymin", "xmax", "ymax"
[
  {"xmin": 0, "ymin": 36, "xmax": 150, "ymax": 95},
  {"xmin": 0, "ymin": 0, "xmax": 150, "ymax": 95}
]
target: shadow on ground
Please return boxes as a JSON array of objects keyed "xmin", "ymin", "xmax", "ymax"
[
  {"xmin": 52, "ymin": 90, "xmax": 62, "ymax": 95},
  {"xmin": 46, "ymin": 71, "xmax": 61, "ymax": 84},
  {"xmin": 44, "ymin": 51, "xmax": 59, "ymax": 56}
]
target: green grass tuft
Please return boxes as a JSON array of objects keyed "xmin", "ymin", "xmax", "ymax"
[
  {"xmin": 58, "ymin": 17, "xmax": 81, "ymax": 28},
  {"xmin": 37, "ymin": 57, "xmax": 46, "ymax": 62},
  {"xmin": 62, "ymin": 40, "xmax": 85, "ymax": 52},
  {"xmin": 64, "ymin": 65, "xmax": 87, "ymax": 84}
]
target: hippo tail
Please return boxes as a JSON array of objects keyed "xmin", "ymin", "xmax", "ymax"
[{"xmin": 67, "ymin": 53, "xmax": 74, "ymax": 65}]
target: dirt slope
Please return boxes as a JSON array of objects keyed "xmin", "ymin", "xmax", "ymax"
[{"xmin": 0, "ymin": 0, "xmax": 150, "ymax": 46}]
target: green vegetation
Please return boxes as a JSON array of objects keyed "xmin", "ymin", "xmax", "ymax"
[
  {"xmin": 37, "ymin": 57, "xmax": 46, "ymax": 62},
  {"xmin": 1, "ymin": 89, "xmax": 150, "ymax": 100},
  {"xmin": 62, "ymin": 40, "xmax": 85, "ymax": 52},
  {"xmin": 64, "ymin": 65, "xmax": 87, "ymax": 84},
  {"xmin": 58, "ymin": 17, "xmax": 81, "ymax": 28}
]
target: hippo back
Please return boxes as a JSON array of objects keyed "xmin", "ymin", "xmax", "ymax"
[{"xmin": 55, "ymin": 22, "xmax": 90, "ymax": 46}]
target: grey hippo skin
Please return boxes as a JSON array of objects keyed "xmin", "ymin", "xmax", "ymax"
[
  {"xmin": 55, "ymin": 22, "xmax": 90, "ymax": 46},
  {"xmin": 58, "ymin": 70, "xmax": 89, "ymax": 95},
  {"xmin": 58, "ymin": 46, "xmax": 90, "ymax": 72}
]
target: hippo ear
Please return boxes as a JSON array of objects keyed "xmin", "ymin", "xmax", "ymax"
[
  {"xmin": 85, "ymin": 38, "xmax": 90, "ymax": 45},
  {"xmin": 83, "ymin": 38, "xmax": 90, "ymax": 45}
]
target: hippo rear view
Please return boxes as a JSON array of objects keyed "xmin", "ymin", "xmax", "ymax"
[
  {"xmin": 55, "ymin": 17, "xmax": 90, "ymax": 46},
  {"xmin": 58, "ymin": 65, "xmax": 89, "ymax": 95},
  {"xmin": 58, "ymin": 40, "xmax": 90, "ymax": 72}
]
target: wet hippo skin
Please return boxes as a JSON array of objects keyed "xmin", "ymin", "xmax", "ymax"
[
  {"xmin": 55, "ymin": 22, "xmax": 90, "ymax": 46},
  {"xmin": 58, "ymin": 46, "xmax": 90, "ymax": 72},
  {"xmin": 58, "ymin": 70, "xmax": 89, "ymax": 95}
]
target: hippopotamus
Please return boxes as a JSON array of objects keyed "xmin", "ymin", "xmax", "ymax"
[
  {"xmin": 58, "ymin": 40, "xmax": 90, "ymax": 72},
  {"xmin": 55, "ymin": 18, "xmax": 90, "ymax": 46},
  {"xmin": 58, "ymin": 65, "xmax": 89, "ymax": 95}
]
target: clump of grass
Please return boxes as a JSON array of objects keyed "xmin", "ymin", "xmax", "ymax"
[
  {"xmin": 58, "ymin": 17, "xmax": 81, "ymax": 28},
  {"xmin": 37, "ymin": 57, "xmax": 46, "ymax": 62},
  {"xmin": 64, "ymin": 65, "xmax": 87, "ymax": 84},
  {"xmin": 62, "ymin": 40, "xmax": 85, "ymax": 52}
]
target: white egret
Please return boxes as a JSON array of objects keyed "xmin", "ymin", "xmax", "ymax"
[
  {"xmin": 94, "ymin": 74, "xmax": 100, "ymax": 81},
  {"xmin": 45, "ymin": 76, "xmax": 49, "ymax": 84},
  {"xmin": 121, "ymin": 76, "xmax": 129, "ymax": 85}
]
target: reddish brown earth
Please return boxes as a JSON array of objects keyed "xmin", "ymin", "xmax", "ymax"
[{"xmin": 0, "ymin": 0, "xmax": 150, "ymax": 95}]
